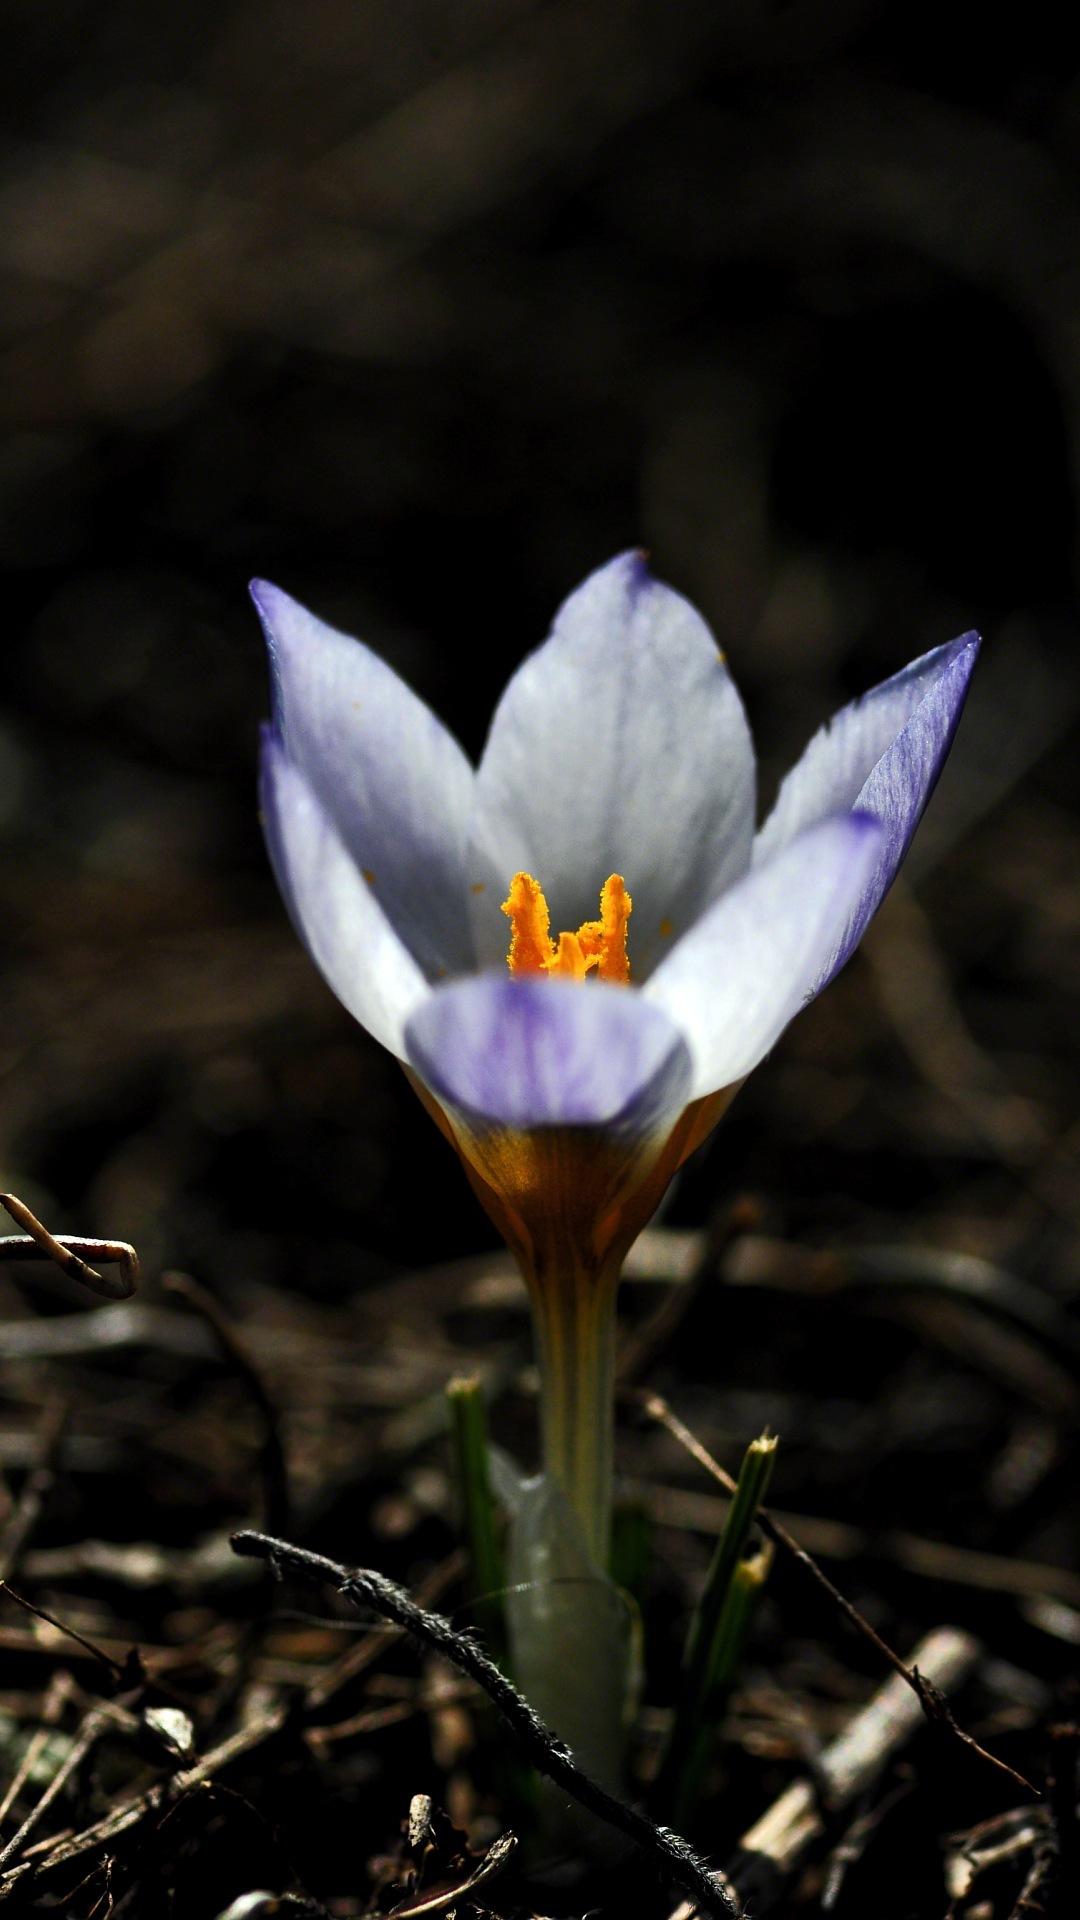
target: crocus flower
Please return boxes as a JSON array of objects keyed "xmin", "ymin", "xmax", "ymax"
[{"xmin": 254, "ymin": 554, "xmax": 978, "ymax": 1570}]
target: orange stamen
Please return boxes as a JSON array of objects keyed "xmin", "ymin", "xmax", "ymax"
[
  {"xmin": 501, "ymin": 871, "xmax": 555, "ymax": 974},
  {"xmin": 597, "ymin": 873, "xmax": 631, "ymax": 983},
  {"xmin": 502, "ymin": 872, "xmax": 633, "ymax": 983}
]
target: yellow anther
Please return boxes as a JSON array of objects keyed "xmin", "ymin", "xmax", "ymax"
[
  {"xmin": 502, "ymin": 871, "xmax": 555, "ymax": 974},
  {"xmin": 597, "ymin": 873, "xmax": 631, "ymax": 983},
  {"xmin": 502, "ymin": 872, "xmax": 633, "ymax": 983}
]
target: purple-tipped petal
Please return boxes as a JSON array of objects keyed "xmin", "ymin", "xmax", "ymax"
[
  {"xmin": 466, "ymin": 553, "xmax": 755, "ymax": 978},
  {"xmin": 261, "ymin": 730, "xmax": 428, "ymax": 1060},
  {"xmin": 645, "ymin": 813, "xmax": 885, "ymax": 1100},
  {"xmin": 755, "ymin": 633, "xmax": 979, "ymax": 972},
  {"xmin": 252, "ymin": 580, "xmax": 475, "ymax": 979},
  {"xmin": 405, "ymin": 973, "xmax": 692, "ymax": 1137}
]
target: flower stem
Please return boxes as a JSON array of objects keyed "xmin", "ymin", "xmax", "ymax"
[
  {"xmin": 528, "ymin": 1259, "xmax": 620, "ymax": 1568},
  {"xmin": 504, "ymin": 1256, "xmax": 630, "ymax": 1805}
]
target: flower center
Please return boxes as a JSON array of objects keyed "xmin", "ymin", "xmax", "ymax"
[{"xmin": 501, "ymin": 872, "xmax": 632, "ymax": 983}]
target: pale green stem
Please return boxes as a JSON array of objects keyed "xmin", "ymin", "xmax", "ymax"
[
  {"xmin": 502, "ymin": 1254, "xmax": 630, "ymax": 1809},
  {"xmin": 528, "ymin": 1260, "xmax": 620, "ymax": 1569}
]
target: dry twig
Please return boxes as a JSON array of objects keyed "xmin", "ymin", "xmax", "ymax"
[
  {"xmin": 231, "ymin": 1529, "xmax": 741, "ymax": 1920},
  {"xmin": 162, "ymin": 1271, "xmax": 290, "ymax": 1535},
  {"xmin": 388, "ymin": 1829, "xmax": 518, "ymax": 1917},
  {"xmin": 0, "ymin": 1704, "xmax": 290, "ymax": 1900},
  {"xmin": 0, "ymin": 1580, "xmax": 125, "ymax": 1680},
  {"xmin": 0, "ymin": 1194, "xmax": 139, "ymax": 1301}
]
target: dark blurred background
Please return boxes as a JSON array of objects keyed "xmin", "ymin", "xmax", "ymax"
[{"xmin": 2, "ymin": 0, "xmax": 1078, "ymax": 1306}]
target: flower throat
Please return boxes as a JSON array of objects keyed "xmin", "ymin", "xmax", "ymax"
[{"xmin": 501, "ymin": 872, "xmax": 632, "ymax": 982}]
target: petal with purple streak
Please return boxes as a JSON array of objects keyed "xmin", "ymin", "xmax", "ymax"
[
  {"xmin": 465, "ymin": 553, "xmax": 755, "ymax": 978},
  {"xmin": 645, "ymin": 812, "xmax": 885, "ymax": 1100},
  {"xmin": 252, "ymin": 580, "xmax": 475, "ymax": 979},
  {"xmin": 405, "ymin": 973, "xmax": 692, "ymax": 1137},
  {"xmin": 755, "ymin": 634, "xmax": 979, "ymax": 973},
  {"xmin": 261, "ymin": 730, "xmax": 428, "ymax": 1059}
]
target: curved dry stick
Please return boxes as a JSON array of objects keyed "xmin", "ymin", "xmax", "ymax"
[
  {"xmin": 231, "ymin": 1529, "xmax": 741, "ymax": 1920},
  {"xmin": 163, "ymin": 1272, "xmax": 290, "ymax": 1535},
  {"xmin": 0, "ymin": 1194, "xmax": 139, "ymax": 1301}
]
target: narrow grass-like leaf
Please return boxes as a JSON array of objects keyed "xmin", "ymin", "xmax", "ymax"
[
  {"xmin": 668, "ymin": 1541, "xmax": 774, "ymax": 1828},
  {"xmin": 446, "ymin": 1374, "xmax": 505, "ymax": 1656},
  {"xmin": 610, "ymin": 1495, "xmax": 653, "ymax": 1600},
  {"xmin": 655, "ymin": 1430, "xmax": 777, "ymax": 1822}
]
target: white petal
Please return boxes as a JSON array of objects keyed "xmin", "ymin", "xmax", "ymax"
[
  {"xmin": 405, "ymin": 972, "xmax": 691, "ymax": 1135},
  {"xmin": 645, "ymin": 814, "xmax": 885, "ymax": 1099},
  {"xmin": 261, "ymin": 733, "xmax": 428, "ymax": 1060},
  {"xmin": 253, "ymin": 580, "xmax": 475, "ymax": 978},
  {"xmin": 755, "ymin": 634, "xmax": 979, "ymax": 978},
  {"xmin": 756, "ymin": 636, "xmax": 979, "ymax": 861},
  {"xmin": 465, "ymin": 553, "xmax": 755, "ymax": 977}
]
